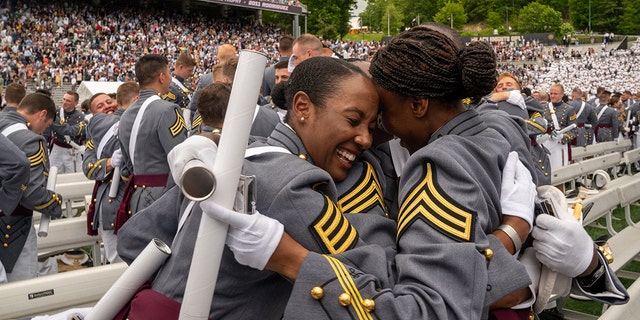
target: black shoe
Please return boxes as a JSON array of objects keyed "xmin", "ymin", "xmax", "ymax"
[{"xmin": 537, "ymin": 307, "xmax": 565, "ymax": 320}]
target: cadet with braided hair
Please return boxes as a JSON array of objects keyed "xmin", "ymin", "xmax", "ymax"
[{"xmin": 186, "ymin": 24, "xmax": 539, "ymax": 320}]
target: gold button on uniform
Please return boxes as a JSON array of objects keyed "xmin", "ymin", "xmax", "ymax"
[
  {"xmin": 362, "ymin": 298, "xmax": 375, "ymax": 312},
  {"xmin": 90, "ymin": 222, "xmax": 94, "ymax": 227},
  {"xmin": 110, "ymin": 223, "xmax": 115, "ymax": 228},
  {"xmin": 4, "ymin": 234, "xmax": 9, "ymax": 239},
  {"xmin": 3, "ymin": 243, "xmax": 7, "ymax": 248},
  {"xmin": 310, "ymin": 286, "xmax": 324, "ymax": 300},
  {"xmin": 298, "ymin": 154, "xmax": 307, "ymax": 160},
  {"xmin": 6, "ymin": 225, "xmax": 10, "ymax": 230},
  {"xmin": 338, "ymin": 293, "xmax": 351, "ymax": 306},
  {"xmin": 483, "ymin": 248, "xmax": 494, "ymax": 260}
]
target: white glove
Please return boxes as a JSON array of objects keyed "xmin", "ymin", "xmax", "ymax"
[
  {"xmin": 506, "ymin": 90, "xmax": 526, "ymax": 110},
  {"xmin": 110, "ymin": 148, "xmax": 123, "ymax": 167},
  {"xmin": 500, "ymin": 151, "xmax": 536, "ymax": 229},
  {"xmin": 200, "ymin": 200, "xmax": 284, "ymax": 270},
  {"xmin": 167, "ymin": 135, "xmax": 218, "ymax": 189},
  {"xmin": 532, "ymin": 211, "xmax": 593, "ymax": 278}
]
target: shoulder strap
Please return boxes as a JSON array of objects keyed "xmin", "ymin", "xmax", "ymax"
[
  {"xmin": 97, "ymin": 121, "xmax": 120, "ymax": 159},
  {"xmin": 576, "ymin": 101, "xmax": 586, "ymax": 119},
  {"xmin": 129, "ymin": 95, "xmax": 161, "ymax": 168},
  {"xmin": 176, "ymin": 200, "xmax": 196, "ymax": 237},
  {"xmin": 244, "ymin": 146, "xmax": 291, "ymax": 159},
  {"xmin": 548, "ymin": 102, "xmax": 560, "ymax": 130},
  {"xmin": 597, "ymin": 105, "xmax": 608, "ymax": 120},
  {"xmin": 1, "ymin": 123, "xmax": 28, "ymax": 137}
]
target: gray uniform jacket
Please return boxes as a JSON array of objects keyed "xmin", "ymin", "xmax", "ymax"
[
  {"xmin": 118, "ymin": 89, "xmax": 187, "ymax": 214},
  {"xmin": 0, "ymin": 133, "xmax": 29, "ymax": 214},
  {"xmin": 44, "ymin": 108, "xmax": 86, "ymax": 146},
  {"xmin": 162, "ymin": 76, "xmax": 191, "ymax": 110},
  {"xmin": 543, "ymin": 101, "xmax": 577, "ymax": 144},
  {"xmin": 568, "ymin": 99, "xmax": 598, "ymax": 146},
  {"xmin": 593, "ymin": 104, "xmax": 622, "ymax": 142},
  {"xmin": 188, "ymin": 72, "xmax": 212, "ymax": 114},
  {"xmin": 118, "ymin": 123, "xmax": 397, "ymax": 319},
  {"xmin": 285, "ymin": 109, "xmax": 530, "ymax": 320},
  {"xmin": 0, "ymin": 111, "xmax": 62, "ymax": 272},
  {"xmin": 477, "ymin": 97, "xmax": 550, "ymax": 185},
  {"xmin": 83, "ymin": 110, "xmax": 129, "ymax": 232}
]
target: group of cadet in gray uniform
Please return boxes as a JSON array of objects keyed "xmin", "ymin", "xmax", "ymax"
[{"xmin": 0, "ymin": 22, "xmax": 634, "ymax": 319}]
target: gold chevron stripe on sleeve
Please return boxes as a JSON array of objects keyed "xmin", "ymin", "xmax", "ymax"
[
  {"xmin": 324, "ymin": 256, "xmax": 373, "ymax": 320},
  {"xmin": 35, "ymin": 194, "xmax": 57, "ymax": 210},
  {"xmin": 397, "ymin": 162, "xmax": 475, "ymax": 242},
  {"xmin": 312, "ymin": 194, "xmax": 358, "ymax": 254},
  {"xmin": 338, "ymin": 162, "xmax": 387, "ymax": 215},
  {"xmin": 85, "ymin": 139, "xmax": 95, "ymax": 150},
  {"xmin": 525, "ymin": 119, "xmax": 547, "ymax": 133},
  {"xmin": 170, "ymin": 109, "xmax": 187, "ymax": 137},
  {"xmin": 569, "ymin": 113, "xmax": 577, "ymax": 121},
  {"xmin": 87, "ymin": 158, "xmax": 106, "ymax": 178},
  {"xmin": 191, "ymin": 114, "xmax": 202, "ymax": 129},
  {"xmin": 28, "ymin": 141, "xmax": 47, "ymax": 167}
]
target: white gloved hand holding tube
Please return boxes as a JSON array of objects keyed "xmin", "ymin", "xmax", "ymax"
[
  {"xmin": 200, "ymin": 200, "xmax": 284, "ymax": 270},
  {"xmin": 532, "ymin": 205, "xmax": 593, "ymax": 278},
  {"xmin": 110, "ymin": 148, "xmax": 123, "ymax": 168},
  {"xmin": 167, "ymin": 135, "xmax": 218, "ymax": 190}
]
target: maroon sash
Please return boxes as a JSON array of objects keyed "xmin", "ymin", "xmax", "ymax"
[
  {"xmin": 85, "ymin": 181, "xmax": 101, "ymax": 236},
  {"xmin": 594, "ymin": 124, "xmax": 612, "ymax": 138},
  {"xmin": 52, "ymin": 138, "xmax": 72, "ymax": 149},
  {"xmin": 115, "ymin": 174, "xmax": 168, "ymax": 234},
  {"xmin": 489, "ymin": 308, "xmax": 532, "ymax": 320},
  {"xmin": 0, "ymin": 204, "xmax": 33, "ymax": 217},
  {"xmin": 114, "ymin": 285, "xmax": 213, "ymax": 320}
]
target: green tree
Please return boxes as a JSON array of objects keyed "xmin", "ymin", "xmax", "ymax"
[
  {"xmin": 590, "ymin": 0, "xmax": 623, "ymax": 33},
  {"xmin": 395, "ymin": 0, "xmax": 444, "ymax": 26},
  {"xmin": 461, "ymin": 0, "xmax": 494, "ymax": 22},
  {"xmin": 303, "ymin": 0, "xmax": 357, "ymax": 39},
  {"xmin": 434, "ymin": 2, "xmax": 468, "ymax": 30},
  {"xmin": 381, "ymin": 2, "xmax": 404, "ymax": 35},
  {"xmin": 517, "ymin": 2, "xmax": 562, "ymax": 34},
  {"xmin": 618, "ymin": 0, "xmax": 640, "ymax": 34},
  {"xmin": 485, "ymin": 10, "xmax": 502, "ymax": 29},
  {"xmin": 538, "ymin": 0, "xmax": 569, "ymax": 19},
  {"xmin": 568, "ymin": 0, "xmax": 590, "ymax": 33}
]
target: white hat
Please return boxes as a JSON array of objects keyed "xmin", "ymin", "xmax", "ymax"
[{"xmin": 60, "ymin": 249, "xmax": 89, "ymax": 266}]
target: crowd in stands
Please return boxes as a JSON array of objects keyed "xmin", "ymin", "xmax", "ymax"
[
  {"xmin": 498, "ymin": 39, "xmax": 640, "ymax": 96},
  {"xmin": 2, "ymin": 0, "xmax": 640, "ymax": 100}
]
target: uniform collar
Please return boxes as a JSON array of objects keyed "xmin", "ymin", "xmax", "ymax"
[
  {"xmin": 428, "ymin": 109, "xmax": 487, "ymax": 145},
  {"xmin": 267, "ymin": 122, "xmax": 312, "ymax": 164}
]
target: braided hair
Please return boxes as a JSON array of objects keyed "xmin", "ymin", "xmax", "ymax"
[
  {"xmin": 370, "ymin": 23, "xmax": 497, "ymax": 101},
  {"xmin": 278, "ymin": 56, "xmax": 368, "ymax": 123}
]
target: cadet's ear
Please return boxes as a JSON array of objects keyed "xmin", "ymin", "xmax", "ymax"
[
  {"xmin": 410, "ymin": 97, "xmax": 428, "ymax": 118},
  {"xmin": 291, "ymin": 91, "xmax": 311, "ymax": 121}
]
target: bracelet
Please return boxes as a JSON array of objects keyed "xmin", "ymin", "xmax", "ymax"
[{"xmin": 497, "ymin": 224, "xmax": 522, "ymax": 253}]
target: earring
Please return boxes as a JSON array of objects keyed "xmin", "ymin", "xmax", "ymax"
[{"xmin": 301, "ymin": 117, "xmax": 305, "ymax": 121}]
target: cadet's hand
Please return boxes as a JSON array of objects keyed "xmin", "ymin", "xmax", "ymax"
[
  {"xmin": 200, "ymin": 200, "xmax": 284, "ymax": 270},
  {"xmin": 110, "ymin": 148, "xmax": 123, "ymax": 167},
  {"xmin": 533, "ymin": 210, "xmax": 593, "ymax": 277},
  {"xmin": 500, "ymin": 151, "xmax": 536, "ymax": 229},
  {"xmin": 167, "ymin": 135, "xmax": 218, "ymax": 190}
]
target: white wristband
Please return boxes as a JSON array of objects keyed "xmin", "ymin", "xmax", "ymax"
[{"xmin": 498, "ymin": 224, "xmax": 522, "ymax": 253}]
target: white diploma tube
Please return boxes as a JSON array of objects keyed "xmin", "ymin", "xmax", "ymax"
[
  {"xmin": 179, "ymin": 50, "xmax": 266, "ymax": 320},
  {"xmin": 84, "ymin": 238, "xmax": 171, "ymax": 320},
  {"xmin": 108, "ymin": 166, "xmax": 121, "ymax": 198},
  {"xmin": 38, "ymin": 166, "xmax": 58, "ymax": 237}
]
